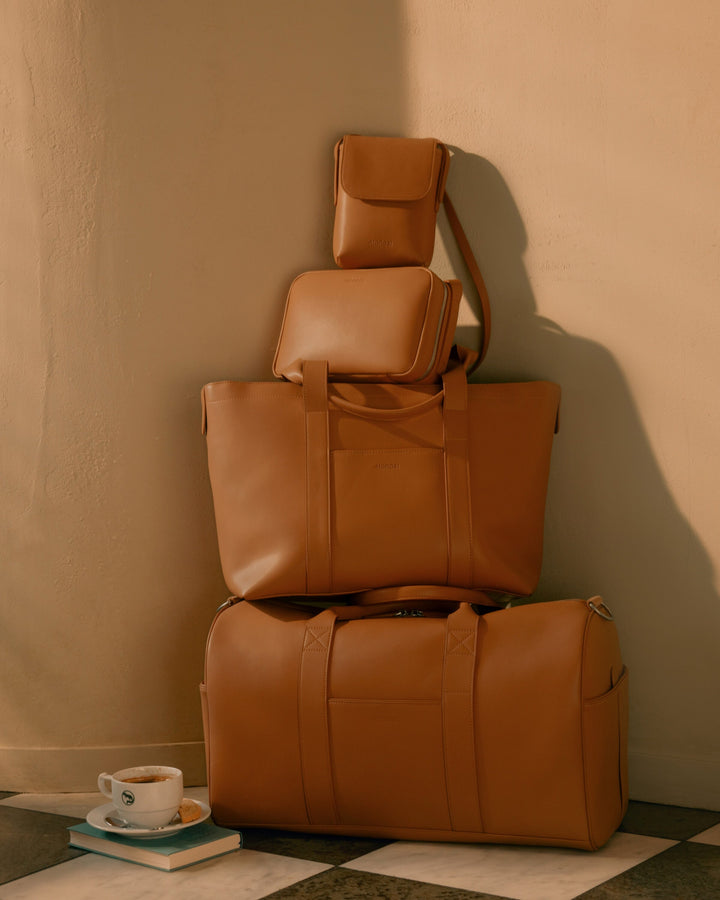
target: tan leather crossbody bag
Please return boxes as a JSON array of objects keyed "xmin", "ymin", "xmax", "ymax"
[
  {"xmin": 333, "ymin": 134, "xmax": 449, "ymax": 269},
  {"xmin": 333, "ymin": 134, "xmax": 491, "ymax": 365}
]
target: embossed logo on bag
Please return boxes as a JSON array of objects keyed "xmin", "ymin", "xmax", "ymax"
[
  {"xmin": 373, "ymin": 462, "xmax": 401, "ymax": 470},
  {"xmin": 368, "ymin": 238, "xmax": 394, "ymax": 249}
]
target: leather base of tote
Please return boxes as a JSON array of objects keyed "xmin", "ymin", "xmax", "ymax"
[
  {"xmin": 201, "ymin": 363, "xmax": 561, "ymax": 601},
  {"xmin": 272, "ymin": 267, "xmax": 462, "ymax": 384},
  {"xmin": 200, "ymin": 596, "xmax": 629, "ymax": 850},
  {"xmin": 333, "ymin": 135, "xmax": 449, "ymax": 268}
]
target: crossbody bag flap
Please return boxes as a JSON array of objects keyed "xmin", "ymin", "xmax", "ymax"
[{"xmin": 338, "ymin": 135, "xmax": 444, "ymax": 203}]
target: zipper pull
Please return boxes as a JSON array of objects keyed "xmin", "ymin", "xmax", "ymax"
[{"xmin": 216, "ymin": 596, "xmax": 240, "ymax": 613}]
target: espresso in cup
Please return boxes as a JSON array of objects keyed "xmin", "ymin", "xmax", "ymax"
[
  {"xmin": 97, "ymin": 765, "xmax": 183, "ymax": 828},
  {"xmin": 121, "ymin": 775, "xmax": 173, "ymax": 784}
]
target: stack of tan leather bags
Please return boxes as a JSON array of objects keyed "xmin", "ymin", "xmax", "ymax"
[{"xmin": 198, "ymin": 135, "xmax": 628, "ymax": 851}]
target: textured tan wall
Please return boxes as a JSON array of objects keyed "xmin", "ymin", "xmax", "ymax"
[
  {"xmin": 0, "ymin": 0, "xmax": 408, "ymax": 789},
  {"xmin": 2, "ymin": 0, "xmax": 719, "ymax": 806}
]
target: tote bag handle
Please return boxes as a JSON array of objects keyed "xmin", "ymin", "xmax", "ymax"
[
  {"xmin": 304, "ymin": 358, "xmax": 468, "ymax": 422},
  {"xmin": 302, "ymin": 360, "xmax": 473, "ymax": 594}
]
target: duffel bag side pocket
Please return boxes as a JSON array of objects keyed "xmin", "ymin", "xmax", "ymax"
[{"xmin": 582, "ymin": 667, "xmax": 629, "ymax": 849}]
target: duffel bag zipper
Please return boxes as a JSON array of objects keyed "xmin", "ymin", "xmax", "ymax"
[{"xmin": 216, "ymin": 596, "xmax": 241, "ymax": 613}]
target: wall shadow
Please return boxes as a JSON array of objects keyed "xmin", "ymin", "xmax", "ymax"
[{"xmin": 440, "ymin": 149, "xmax": 720, "ymax": 750}]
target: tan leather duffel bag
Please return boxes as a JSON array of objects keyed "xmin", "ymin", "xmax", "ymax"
[
  {"xmin": 200, "ymin": 592, "xmax": 628, "ymax": 850},
  {"xmin": 201, "ymin": 364, "xmax": 560, "ymax": 601}
]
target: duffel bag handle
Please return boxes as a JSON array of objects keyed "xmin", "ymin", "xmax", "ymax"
[
  {"xmin": 328, "ymin": 601, "xmax": 463, "ymax": 621},
  {"xmin": 353, "ymin": 584, "xmax": 505, "ymax": 609},
  {"xmin": 329, "ymin": 589, "xmax": 503, "ymax": 622}
]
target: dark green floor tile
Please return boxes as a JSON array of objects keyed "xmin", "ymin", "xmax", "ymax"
[
  {"xmin": 261, "ymin": 866, "xmax": 504, "ymax": 899},
  {"xmin": 577, "ymin": 841, "xmax": 720, "ymax": 899},
  {"xmin": 0, "ymin": 805, "xmax": 86, "ymax": 886},
  {"xmin": 240, "ymin": 826, "xmax": 392, "ymax": 865},
  {"xmin": 620, "ymin": 800, "xmax": 720, "ymax": 841}
]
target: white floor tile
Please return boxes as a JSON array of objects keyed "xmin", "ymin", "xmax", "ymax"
[
  {"xmin": 0, "ymin": 787, "xmax": 209, "ymax": 820},
  {"xmin": 689, "ymin": 823, "xmax": 720, "ymax": 846},
  {"xmin": 343, "ymin": 832, "xmax": 678, "ymax": 900},
  {"xmin": 0, "ymin": 847, "xmax": 329, "ymax": 900}
]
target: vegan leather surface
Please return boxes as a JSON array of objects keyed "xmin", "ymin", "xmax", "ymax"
[
  {"xmin": 201, "ymin": 364, "xmax": 560, "ymax": 600},
  {"xmin": 333, "ymin": 135, "xmax": 449, "ymax": 269},
  {"xmin": 272, "ymin": 267, "xmax": 462, "ymax": 384},
  {"xmin": 200, "ymin": 595, "xmax": 628, "ymax": 850}
]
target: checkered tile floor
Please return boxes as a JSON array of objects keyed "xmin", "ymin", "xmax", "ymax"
[{"xmin": 1, "ymin": 789, "xmax": 719, "ymax": 898}]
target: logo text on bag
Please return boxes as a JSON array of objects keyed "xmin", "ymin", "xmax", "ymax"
[
  {"xmin": 374, "ymin": 462, "xmax": 401, "ymax": 470},
  {"xmin": 368, "ymin": 238, "xmax": 394, "ymax": 249}
]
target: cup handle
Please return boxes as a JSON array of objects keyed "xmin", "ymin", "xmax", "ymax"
[{"xmin": 97, "ymin": 772, "xmax": 113, "ymax": 798}]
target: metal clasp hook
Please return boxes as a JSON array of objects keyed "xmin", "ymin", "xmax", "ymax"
[{"xmin": 587, "ymin": 599, "xmax": 614, "ymax": 621}]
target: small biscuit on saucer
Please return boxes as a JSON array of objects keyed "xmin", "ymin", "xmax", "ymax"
[{"xmin": 178, "ymin": 799, "xmax": 202, "ymax": 823}]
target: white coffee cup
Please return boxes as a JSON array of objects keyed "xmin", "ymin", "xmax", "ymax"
[{"xmin": 97, "ymin": 765, "xmax": 183, "ymax": 828}]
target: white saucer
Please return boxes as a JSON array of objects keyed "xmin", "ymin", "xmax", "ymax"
[{"xmin": 86, "ymin": 800, "xmax": 211, "ymax": 839}]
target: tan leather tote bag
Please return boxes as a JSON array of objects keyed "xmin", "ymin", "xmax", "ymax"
[
  {"xmin": 200, "ymin": 593, "xmax": 628, "ymax": 850},
  {"xmin": 201, "ymin": 363, "xmax": 560, "ymax": 601},
  {"xmin": 273, "ymin": 267, "xmax": 463, "ymax": 384}
]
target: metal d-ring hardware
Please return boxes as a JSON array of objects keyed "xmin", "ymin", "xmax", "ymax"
[{"xmin": 587, "ymin": 599, "xmax": 614, "ymax": 621}]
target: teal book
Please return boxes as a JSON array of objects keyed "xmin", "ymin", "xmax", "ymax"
[{"xmin": 68, "ymin": 821, "xmax": 242, "ymax": 871}]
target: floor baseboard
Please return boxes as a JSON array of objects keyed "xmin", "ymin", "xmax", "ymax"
[
  {"xmin": 629, "ymin": 750, "xmax": 720, "ymax": 811},
  {"xmin": 0, "ymin": 742, "xmax": 206, "ymax": 792}
]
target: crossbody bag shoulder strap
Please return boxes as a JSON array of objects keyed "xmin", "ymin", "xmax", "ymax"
[{"xmin": 442, "ymin": 193, "xmax": 492, "ymax": 372}]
